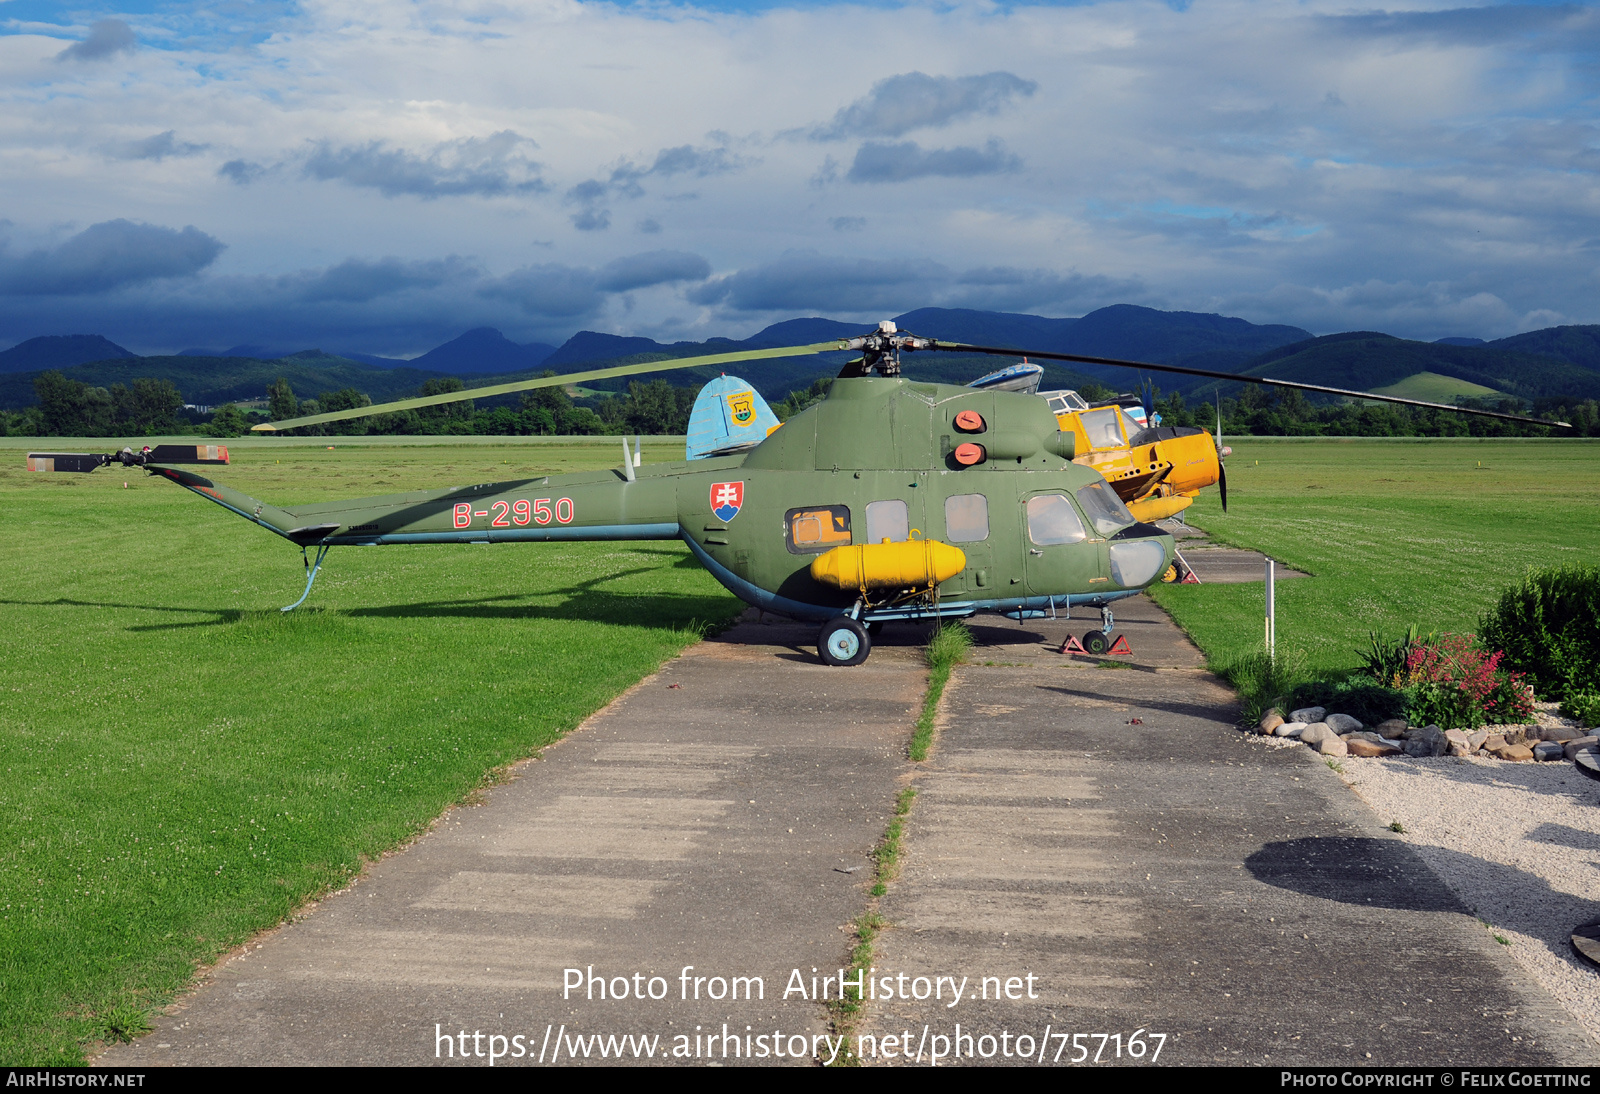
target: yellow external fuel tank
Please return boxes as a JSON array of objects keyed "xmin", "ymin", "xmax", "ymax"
[{"xmin": 810, "ymin": 539, "xmax": 967, "ymax": 591}]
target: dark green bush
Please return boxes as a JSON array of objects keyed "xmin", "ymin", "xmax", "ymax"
[
  {"xmin": 1288, "ymin": 677, "xmax": 1409, "ymax": 726},
  {"xmin": 1479, "ymin": 564, "xmax": 1600, "ymax": 700}
]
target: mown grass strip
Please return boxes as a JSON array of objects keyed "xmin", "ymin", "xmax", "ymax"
[
  {"xmin": 909, "ymin": 623, "xmax": 972, "ymax": 761},
  {"xmin": 827, "ymin": 787, "xmax": 917, "ymax": 1065},
  {"xmin": 0, "ymin": 441, "xmax": 743, "ymax": 1065}
]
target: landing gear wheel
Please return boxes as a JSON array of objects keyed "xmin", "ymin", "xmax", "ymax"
[
  {"xmin": 1160, "ymin": 563, "xmax": 1179, "ymax": 583},
  {"xmin": 1082, "ymin": 630, "xmax": 1112, "ymax": 656},
  {"xmin": 819, "ymin": 616, "xmax": 872, "ymax": 667},
  {"xmin": 866, "ymin": 620, "xmax": 885, "ymax": 637}
]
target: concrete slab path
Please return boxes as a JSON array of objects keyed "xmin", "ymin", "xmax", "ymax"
[
  {"xmin": 861, "ymin": 597, "xmax": 1596, "ymax": 1066},
  {"xmin": 100, "ymin": 613, "xmax": 926, "ymax": 1067}
]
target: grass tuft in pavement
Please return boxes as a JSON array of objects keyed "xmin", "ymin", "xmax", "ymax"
[{"xmin": 910, "ymin": 623, "xmax": 972, "ymax": 761}]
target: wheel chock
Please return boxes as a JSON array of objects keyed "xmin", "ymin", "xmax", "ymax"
[
  {"xmin": 1180, "ymin": 569, "xmax": 1200, "ymax": 584},
  {"xmin": 1058, "ymin": 634, "xmax": 1088, "ymax": 655},
  {"xmin": 1107, "ymin": 634, "xmax": 1134, "ymax": 656}
]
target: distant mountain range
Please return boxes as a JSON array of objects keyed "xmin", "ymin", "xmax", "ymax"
[{"xmin": 4, "ymin": 305, "xmax": 1598, "ymax": 412}]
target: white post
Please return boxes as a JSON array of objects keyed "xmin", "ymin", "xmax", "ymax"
[{"xmin": 1265, "ymin": 558, "xmax": 1276, "ymax": 660}]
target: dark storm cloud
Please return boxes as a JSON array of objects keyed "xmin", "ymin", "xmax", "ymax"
[
  {"xmin": 0, "ymin": 220, "xmax": 223, "ymax": 296},
  {"xmin": 688, "ymin": 253, "xmax": 1143, "ymax": 316},
  {"xmin": 595, "ymin": 251, "xmax": 710, "ymax": 293},
  {"xmin": 111, "ymin": 131, "xmax": 209, "ymax": 162},
  {"xmin": 1318, "ymin": 4, "xmax": 1598, "ymax": 48},
  {"xmin": 846, "ymin": 139, "xmax": 1020, "ymax": 183},
  {"xmin": 478, "ymin": 263, "xmax": 606, "ymax": 318},
  {"xmin": 813, "ymin": 72, "xmax": 1037, "ymax": 141},
  {"xmin": 218, "ymin": 160, "xmax": 268, "ymax": 184},
  {"xmin": 293, "ymin": 256, "xmax": 478, "ymax": 303},
  {"xmin": 688, "ymin": 252, "xmax": 950, "ymax": 312},
  {"xmin": 56, "ymin": 19, "xmax": 137, "ymax": 62},
  {"xmin": 303, "ymin": 131, "xmax": 546, "ymax": 199}
]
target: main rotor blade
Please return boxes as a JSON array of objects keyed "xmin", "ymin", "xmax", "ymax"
[
  {"xmin": 927, "ymin": 341, "xmax": 1573, "ymax": 429},
  {"xmin": 251, "ymin": 340, "xmax": 853, "ymax": 433}
]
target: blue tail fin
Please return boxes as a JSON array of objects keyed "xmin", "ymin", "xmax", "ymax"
[{"xmin": 686, "ymin": 375, "xmax": 780, "ymax": 460}]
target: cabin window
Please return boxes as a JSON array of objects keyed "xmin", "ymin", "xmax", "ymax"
[
  {"xmin": 1078, "ymin": 407, "xmax": 1125, "ymax": 450},
  {"xmin": 865, "ymin": 500, "xmax": 910, "ymax": 544},
  {"xmin": 1075, "ymin": 481, "xmax": 1137, "ymax": 537},
  {"xmin": 1026, "ymin": 494, "xmax": 1087, "ymax": 546},
  {"xmin": 785, "ymin": 505, "xmax": 852, "ymax": 554},
  {"xmin": 944, "ymin": 493, "xmax": 989, "ymax": 543}
]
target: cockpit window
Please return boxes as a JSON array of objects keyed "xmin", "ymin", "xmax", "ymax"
[
  {"xmin": 1075, "ymin": 481, "xmax": 1137, "ymax": 537},
  {"xmin": 1078, "ymin": 407, "xmax": 1125, "ymax": 450},
  {"xmin": 1026, "ymin": 494, "xmax": 1087, "ymax": 546},
  {"xmin": 1121, "ymin": 409, "xmax": 1145, "ymax": 437}
]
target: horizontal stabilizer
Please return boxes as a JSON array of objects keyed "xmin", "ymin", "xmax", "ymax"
[{"xmin": 27, "ymin": 453, "xmax": 106, "ymax": 473}]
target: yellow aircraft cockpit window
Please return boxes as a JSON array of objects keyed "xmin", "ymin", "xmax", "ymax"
[
  {"xmin": 1042, "ymin": 390, "xmax": 1088, "ymax": 416},
  {"xmin": 1078, "ymin": 407, "xmax": 1126, "ymax": 450},
  {"xmin": 944, "ymin": 493, "xmax": 989, "ymax": 543},
  {"xmin": 1121, "ymin": 409, "xmax": 1146, "ymax": 438},
  {"xmin": 1026, "ymin": 494, "xmax": 1088, "ymax": 545},
  {"xmin": 865, "ymin": 499, "xmax": 909, "ymax": 544},
  {"xmin": 786, "ymin": 506, "xmax": 852, "ymax": 554}
]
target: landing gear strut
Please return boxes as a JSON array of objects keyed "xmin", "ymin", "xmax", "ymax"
[{"xmin": 1081, "ymin": 606, "xmax": 1116, "ymax": 656}]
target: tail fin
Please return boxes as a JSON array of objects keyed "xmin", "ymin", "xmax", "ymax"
[{"xmin": 685, "ymin": 376, "xmax": 780, "ymax": 460}]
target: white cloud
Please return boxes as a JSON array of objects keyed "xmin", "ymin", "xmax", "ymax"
[{"xmin": 0, "ymin": 0, "xmax": 1596, "ymax": 347}]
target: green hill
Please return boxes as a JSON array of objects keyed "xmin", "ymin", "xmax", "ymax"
[
  {"xmin": 0, "ymin": 351, "xmax": 458, "ymax": 411},
  {"xmin": 1216, "ymin": 332, "xmax": 1600, "ymax": 403},
  {"xmin": 1369, "ymin": 371, "xmax": 1503, "ymax": 402},
  {"xmin": 1487, "ymin": 325, "xmax": 1600, "ymax": 371}
]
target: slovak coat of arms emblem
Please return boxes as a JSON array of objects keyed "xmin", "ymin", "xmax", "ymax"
[{"xmin": 710, "ymin": 481, "xmax": 744, "ymax": 522}]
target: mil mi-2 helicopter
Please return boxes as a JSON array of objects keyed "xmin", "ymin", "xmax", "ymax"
[{"xmin": 28, "ymin": 322, "xmax": 1568, "ymax": 665}]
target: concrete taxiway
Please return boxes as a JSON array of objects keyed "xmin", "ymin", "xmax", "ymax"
[{"xmin": 100, "ymin": 599, "xmax": 1595, "ymax": 1066}]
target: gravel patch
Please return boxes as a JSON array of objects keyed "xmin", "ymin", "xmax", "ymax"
[{"xmin": 1335, "ymin": 754, "xmax": 1600, "ymax": 1045}]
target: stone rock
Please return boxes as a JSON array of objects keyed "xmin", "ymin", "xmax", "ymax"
[
  {"xmin": 1290, "ymin": 706, "xmax": 1326, "ymax": 725},
  {"xmin": 1467, "ymin": 730, "xmax": 1489, "ymax": 749},
  {"xmin": 1347, "ymin": 739, "xmax": 1400, "ymax": 757},
  {"xmin": 1483, "ymin": 733, "xmax": 1507, "ymax": 753},
  {"xmin": 1564, "ymin": 737, "xmax": 1600, "ymax": 761},
  {"xmin": 1400, "ymin": 725, "xmax": 1448, "ymax": 758},
  {"xmin": 1348, "ymin": 731, "xmax": 1385, "ymax": 744},
  {"xmin": 1274, "ymin": 722, "xmax": 1308, "ymax": 738},
  {"xmin": 1318, "ymin": 736, "xmax": 1349, "ymax": 757},
  {"xmin": 1299, "ymin": 722, "xmax": 1336, "ymax": 746},
  {"xmin": 1377, "ymin": 718, "xmax": 1409, "ymax": 736},
  {"xmin": 1490, "ymin": 743, "xmax": 1534, "ymax": 762},
  {"xmin": 1326, "ymin": 713, "xmax": 1364, "ymax": 733},
  {"xmin": 1259, "ymin": 710, "xmax": 1285, "ymax": 735},
  {"xmin": 1448, "ymin": 742, "xmax": 1473, "ymax": 758},
  {"xmin": 1501, "ymin": 727, "xmax": 1530, "ymax": 747},
  {"xmin": 1445, "ymin": 729, "xmax": 1472, "ymax": 749},
  {"xmin": 1540, "ymin": 727, "xmax": 1581, "ymax": 743},
  {"xmin": 1533, "ymin": 741, "xmax": 1565, "ymax": 762}
]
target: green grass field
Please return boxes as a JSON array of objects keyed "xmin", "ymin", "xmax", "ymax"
[
  {"xmin": 1147, "ymin": 437, "xmax": 1600, "ymax": 687},
  {"xmin": 4, "ymin": 434, "xmax": 1597, "ymax": 1064},
  {"xmin": 0, "ymin": 436, "xmax": 740, "ymax": 1065}
]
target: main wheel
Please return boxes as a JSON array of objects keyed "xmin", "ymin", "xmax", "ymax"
[
  {"xmin": 1082, "ymin": 630, "xmax": 1112, "ymax": 656},
  {"xmin": 819, "ymin": 616, "xmax": 872, "ymax": 667}
]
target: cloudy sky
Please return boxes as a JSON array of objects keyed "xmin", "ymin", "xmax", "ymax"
[{"xmin": 1, "ymin": 0, "xmax": 1596, "ymax": 356}]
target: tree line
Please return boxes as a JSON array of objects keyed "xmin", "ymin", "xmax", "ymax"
[{"xmin": 5, "ymin": 368, "xmax": 1594, "ymax": 439}]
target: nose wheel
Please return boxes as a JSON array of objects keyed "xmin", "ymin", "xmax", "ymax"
[{"xmin": 818, "ymin": 615, "xmax": 872, "ymax": 666}]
